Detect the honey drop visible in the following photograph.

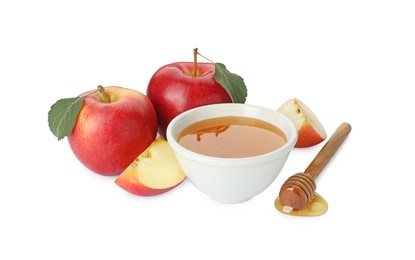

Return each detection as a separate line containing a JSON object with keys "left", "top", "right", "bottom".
{"left": 274, "top": 193, "right": 328, "bottom": 216}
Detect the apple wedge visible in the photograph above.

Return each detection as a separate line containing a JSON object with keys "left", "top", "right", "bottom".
{"left": 277, "top": 98, "right": 327, "bottom": 148}
{"left": 115, "top": 137, "right": 186, "bottom": 196}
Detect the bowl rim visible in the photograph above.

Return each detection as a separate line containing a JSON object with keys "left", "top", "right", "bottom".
{"left": 166, "top": 103, "right": 298, "bottom": 166}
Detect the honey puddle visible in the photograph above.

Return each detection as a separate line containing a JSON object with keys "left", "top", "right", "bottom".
{"left": 275, "top": 193, "right": 328, "bottom": 216}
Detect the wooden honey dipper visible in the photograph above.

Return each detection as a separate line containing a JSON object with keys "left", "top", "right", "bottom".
{"left": 278, "top": 122, "right": 352, "bottom": 211}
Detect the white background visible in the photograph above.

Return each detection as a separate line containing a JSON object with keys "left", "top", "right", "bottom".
{"left": 1, "top": 0, "right": 414, "bottom": 259}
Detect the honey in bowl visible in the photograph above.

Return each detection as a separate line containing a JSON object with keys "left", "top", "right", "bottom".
{"left": 177, "top": 116, "right": 287, "bottom": 158}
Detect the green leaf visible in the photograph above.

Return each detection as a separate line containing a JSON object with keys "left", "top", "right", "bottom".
{"left": 214, "top": 63, "right": 247, "bottom": 103}
{"left": 48, "top": 97, "right": 84, "bottom": 140}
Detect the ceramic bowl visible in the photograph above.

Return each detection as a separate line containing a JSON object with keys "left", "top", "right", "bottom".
{"left": 166, "top": 103, "right": 297, "bottom": 203}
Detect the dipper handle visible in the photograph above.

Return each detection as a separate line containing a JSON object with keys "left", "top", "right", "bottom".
{"left": 304, "top": 122, "right": 352, "bottom": 180}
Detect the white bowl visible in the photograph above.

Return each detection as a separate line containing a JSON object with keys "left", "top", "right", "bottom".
{"left": 166, "top": 103, "right": 297, "bottom": 203}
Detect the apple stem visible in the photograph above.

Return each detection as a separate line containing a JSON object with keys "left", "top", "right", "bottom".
{"left": 193, "top": 48, "right": 198, "bottom": 77}
{"left": 97, "top": 85, "right": 111, "bottom": 103}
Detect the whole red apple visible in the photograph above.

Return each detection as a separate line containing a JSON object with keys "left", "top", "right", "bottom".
{"left": 67, "top": 86, "right": 158, "bottom": 176}
{"left": 146, "top": 62, "right": 232, "bottom": 137}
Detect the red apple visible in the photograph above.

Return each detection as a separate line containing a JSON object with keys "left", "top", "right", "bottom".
{"left": 115, "top": 137, "right": 186, "bottom": 196}
{"left": 67, "top": 86, "right": 158, "bottom": 176}
{"left": 146, "top": 62, "right": 232, "bottom": 138}
{"left": 277, "top": 98, "right": 327, "bottom": 148}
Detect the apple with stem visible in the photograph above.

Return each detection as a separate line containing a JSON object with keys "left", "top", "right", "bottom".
{"left": 66, "top": 86, "right": 158, "bottom": 175}
{"left": 277, "top": 98, "right": 327, "bottom": 148}
{"left": 115, "top": 137, "right": 186, "bottom": 196}
{"left": 147, "top": 48, "right": 246, "bottom": 138}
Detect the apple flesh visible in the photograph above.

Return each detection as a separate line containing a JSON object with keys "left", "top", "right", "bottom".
{"left": 115, "top": 137, "right": 186, "bottom": 196}
{"left": 68, "top": 86, "right": 158, "bottom": 176}
{"left": 147, "top": 62, "right": 232, "bottom": 138}
{"left": 277, "top": 98, "right": 327, "bottom": 148}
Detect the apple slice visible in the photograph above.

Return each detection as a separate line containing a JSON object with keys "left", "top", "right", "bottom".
{"left": 115, "top": 137, "right": 186, "bottom": 196}
{"left": 277, "top": 98, "right": 327, "bottom": 148}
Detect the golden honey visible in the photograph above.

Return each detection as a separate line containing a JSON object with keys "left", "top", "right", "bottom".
{"left": 178, "top": 116, "right": 287, "bottom": 158}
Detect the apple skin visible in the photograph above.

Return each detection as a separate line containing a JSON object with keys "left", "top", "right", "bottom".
{"left": 146, "top": 62, "right": 232, "bottom": 138}
{"left": 114, "top": 162, "right": 184, "bottom": 196}
{"left": 67, "top": 86, "right": 158, "bottom": 176}
{"left": 296, "top": 124, "right": 326, "bottom": 148}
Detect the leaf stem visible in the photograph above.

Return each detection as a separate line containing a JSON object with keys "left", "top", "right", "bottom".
{"left": 193, "top": 48, "right": 198, "bottom": 77}
{"left": 196, "top": 51, "right": 215, "bottom": 63}
{"left": 97, "top": 85, "right": 110, "bottom": 103}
